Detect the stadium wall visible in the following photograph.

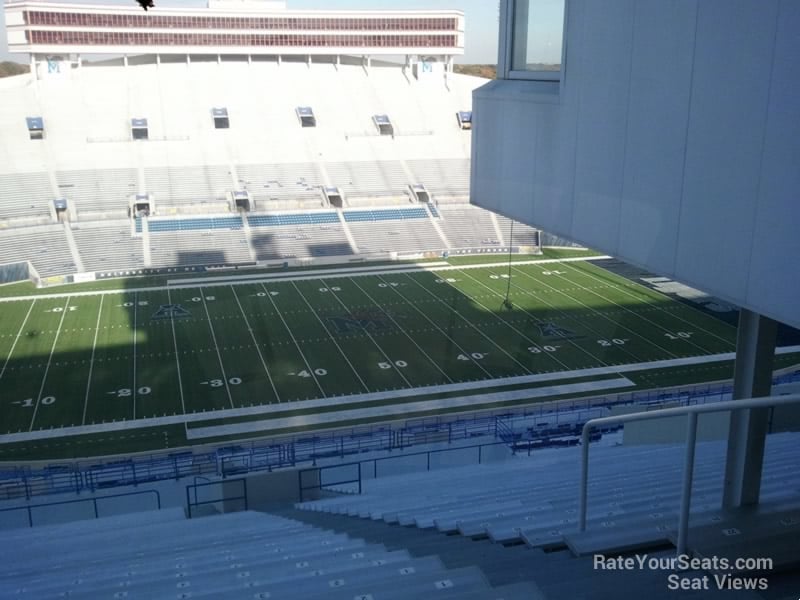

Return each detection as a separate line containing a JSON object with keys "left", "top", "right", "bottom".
{"left": 472, "top": 0, "right": 800, "bottom": 330}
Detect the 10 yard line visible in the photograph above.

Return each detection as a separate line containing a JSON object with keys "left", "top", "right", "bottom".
{"left": 82, "top": 294, "right": 105, "bottom": 425}
{"left": 0, "top": 299, "right": 36, "bottom": 381}
{"left": 29, "top": 297, "right": 70, "bottom": 431}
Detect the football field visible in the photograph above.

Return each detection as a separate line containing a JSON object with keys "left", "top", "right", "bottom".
{"left": 0, "top": 257, "right": 741, "bottom": 444}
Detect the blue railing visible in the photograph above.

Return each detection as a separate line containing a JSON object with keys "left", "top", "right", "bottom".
{"left": 1, "top": 370, "right": 797, "bottom": 502}
{"left": 298, "top": 440, "right": 510, "bottom": 502}
{"left": 185, "top": 478, "right": 247, "bottom": 519}
{"left": 0, "top": 489, "right": 160, "bottom": 528}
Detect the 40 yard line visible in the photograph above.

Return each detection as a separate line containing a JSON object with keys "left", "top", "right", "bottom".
{"left": 259, "top": 283, "right": 326, "bottom": 398}
{"left": 29, "top": 297, "right": 70, "bottom": 431}
{"left": 230, "top": 285, "right": 281, "bottom": 403}
{"left": 0, "top": 299, "right": 36, "bottom": 381}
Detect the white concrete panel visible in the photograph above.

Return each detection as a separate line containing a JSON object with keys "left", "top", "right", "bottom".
{"left": 571, "top": 0, "right": 635, "bottom": 251}
{"left": 675, "top": 0, "right": 779, "bottom": 300}
{"left": 746, "top": 0, "right": 800, "bottom": 322}
{"left": 617, "top": 0, "right": 697, "bottom": 274}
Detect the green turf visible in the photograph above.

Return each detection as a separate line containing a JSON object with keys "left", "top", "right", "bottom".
{"left": 1, "top": 256, "right": 786, "bottom": 460}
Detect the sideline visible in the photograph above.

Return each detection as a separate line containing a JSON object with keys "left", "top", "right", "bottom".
{"left": 0, "top": 256, "right": 611, "bottom": 303}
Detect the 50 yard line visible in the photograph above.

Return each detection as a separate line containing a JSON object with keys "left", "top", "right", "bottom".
{"left": 0, "top": 299, "right": 36, "bottom": 381}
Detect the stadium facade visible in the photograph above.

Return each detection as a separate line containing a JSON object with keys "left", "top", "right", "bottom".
{"left": 5, "top": 0, "right": 464, "bottom": 76}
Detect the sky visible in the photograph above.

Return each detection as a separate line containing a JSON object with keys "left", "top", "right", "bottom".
{"left": 0, "top": 0, "right": 500, "bottom": 63}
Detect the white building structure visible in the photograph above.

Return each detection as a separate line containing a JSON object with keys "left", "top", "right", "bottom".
{"left": 5, "top": 0, "right": 464, "bottom": 76}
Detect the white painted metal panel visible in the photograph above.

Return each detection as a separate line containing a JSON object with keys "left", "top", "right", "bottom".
{"left": 472, "top": 0, "right": 800, "bottom": 328}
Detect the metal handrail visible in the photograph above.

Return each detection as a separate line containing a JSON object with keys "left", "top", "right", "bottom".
{"left": 0, "top": 489, "right": 161, "bottom": 528}
{"left": 579, "top": 392, "right": 800, "bottom": 556}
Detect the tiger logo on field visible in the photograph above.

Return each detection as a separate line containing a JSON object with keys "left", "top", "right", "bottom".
{"left": 327, "top": 309, "right": 397, "bottom": 334}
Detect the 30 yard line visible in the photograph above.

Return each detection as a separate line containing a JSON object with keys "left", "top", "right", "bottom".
{"left": 459, "top": 267, "right": 622, "bottom": 367}
{"left": 513, "top": 266, "right": 685, "bottom": 357}
{"left": 454, "top": 268, "right": 586, "bottom": 370}
{"left": 82, "top": 294, "right": 105, "bottom": 425}
{"left": 290, "top": 281, "right": 370, "bottom": 393}
{"left": 511, "top": 266, "right": 681, "bottom": 359}
{"left": 29, "top": 298, "right": 70, "bottom": 431}
{"left": 349, "top": 277, "right": 453, "bottom": 384}
{"left": 259, "top": 283, "right": 326, "bottom": 398}
{"left": 0, "top": 299, "right": 36, "bottom": 381}
{"left": 230, "top": 285, "right": 281, "bottom": 403}
{"left": 166, "top": 288, "right": 188, "bottom": 432}
{"left": 199, "top": 287, "right": 235, "bottom": 410}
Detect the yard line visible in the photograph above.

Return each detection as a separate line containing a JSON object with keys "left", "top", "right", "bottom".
{"left": 349, "top": 277, "right": 453, "bottom": 384}
{"left": 230, "top": 285, "right": 282, "bottom": 403}
{"left": 453, "top": 268, "right": 590, "bottom": 370}
{"left": 511, "top": 266, "right": 681, "bottom": 358}
{"left": 320, "top": 278, "right": 413, "bottom": 388}
{"left": 559, "top": 261, "right": 737, "bottom": 348}
{"left": 132, "top": 291, "right": 138, "bottom": 420}
{"left": 29, "top": 298, "right": 70, "bottom": 431}
{"left": 400, "top": 273, "right": 534, "bottom": 375}
{"left": 165, "top": 288, "right": 188, "bottom": 433}
{"left": 199, "top": 287, "right": 235, "bottom": 410}
{"left": 259, "top": 283, "right": 327, "bottom": 397}
{"left": 0, "top": 299, "right": 36, "bottom": 381}
{"left": 82, "top": 294, "right": 105, "bottom": 425}
{"left": 375, "top": 275, "right": 493, "bottom": 378}
{"left": 289, "top": 281, "right": 370, "bottom": 393}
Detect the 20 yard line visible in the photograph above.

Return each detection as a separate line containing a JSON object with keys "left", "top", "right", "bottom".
{"left": 559, "top": 261, "right": 736, "bottom": 349}
{"left": 199, "top": 287, "right": 235, "bottom": 410}
{"left": 166, "top": 288, "right": 188, "bottom": 433}
{"left": 29, "top": 298, "right": 70, "bottom": 432}
{"left": 231, "top": 285, "right": 282, "bottom": 403}
{"left": 81, "top": 294, "right": 105, "bottom": 425}
{"left": 0, "top": 299, "right": 36, "bottom": 381}
{"left": 259, "top": 283, "right": 327, "bottom": 397}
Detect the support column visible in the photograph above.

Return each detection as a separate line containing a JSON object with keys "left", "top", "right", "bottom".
{"left": 722, "top": 309, "right": 777, "bottom": 508}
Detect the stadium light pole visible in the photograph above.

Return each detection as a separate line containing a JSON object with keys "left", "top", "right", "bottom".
{"left": 503, "top": 220, "right": 514, "bottom": 309}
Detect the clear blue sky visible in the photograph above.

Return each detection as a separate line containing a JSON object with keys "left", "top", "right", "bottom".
{"left": 0, "top": 0, "right": 500, "bottom": 63}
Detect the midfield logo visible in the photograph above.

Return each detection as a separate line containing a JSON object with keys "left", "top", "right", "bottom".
{"left": 327, "top": 310, "right": 396, "bottom": 334}
{"left": 536, "top": 321, "right": 579, "bottom": 340}
{"left": 151, "top": 304, "right": 192, "bottom": 320}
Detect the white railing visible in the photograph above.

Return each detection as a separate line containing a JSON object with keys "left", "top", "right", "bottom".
{"left": 579, "top": 392, "right": 800, "bottom": 555}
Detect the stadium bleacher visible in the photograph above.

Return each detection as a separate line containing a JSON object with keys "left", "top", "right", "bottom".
{"left": 0, "top": 509, "right": 542, "bottom": 600}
